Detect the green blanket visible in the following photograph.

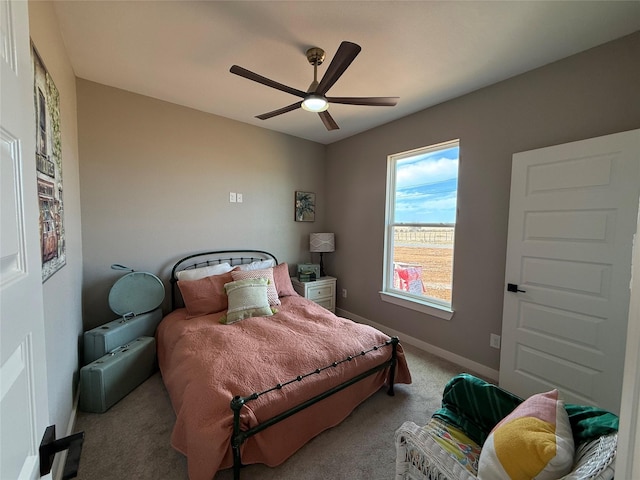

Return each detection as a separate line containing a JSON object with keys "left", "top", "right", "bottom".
{"left": 432, "top": 373, "right": 618, "bottom": 446}
{"left": 565, "top": 403, "right": 619, "bottom": 444}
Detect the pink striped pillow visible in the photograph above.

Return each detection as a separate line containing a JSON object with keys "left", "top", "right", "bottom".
{"left": 231, "top": 268, "right": 281, "bottom": 306}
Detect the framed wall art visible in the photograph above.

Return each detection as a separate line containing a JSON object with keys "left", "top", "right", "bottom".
{"left": 33, "top": 45, "right": 66, "bottom": 282}
{"left": 295, "top": 191, "right": 315, "bottom": 222}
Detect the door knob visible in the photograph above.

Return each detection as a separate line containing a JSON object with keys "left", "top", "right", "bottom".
{"left": 40, "top": 425, "right": 84, "bottom": 479}
{"left": 507, "top": 283, "right": 526, "bottom": 293}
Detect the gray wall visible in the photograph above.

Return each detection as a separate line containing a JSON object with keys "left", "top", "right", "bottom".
{"left": 29, "top": 0, "right": 84, "bottom": 466}
{"left": 325, "top": 32, "right": 640, "bottom": 371}
{"left": 77, "top": 81, "right": 327, "bottom": 328}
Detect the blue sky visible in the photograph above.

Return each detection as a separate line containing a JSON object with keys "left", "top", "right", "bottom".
{"left": 395, "top": 145, "right": 459, "bottom": 224}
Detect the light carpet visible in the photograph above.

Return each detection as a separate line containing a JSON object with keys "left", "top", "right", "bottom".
{"left": 73, "top": 343, "right": 475, "bottom": 480}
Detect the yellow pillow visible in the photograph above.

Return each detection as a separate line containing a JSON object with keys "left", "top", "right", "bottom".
{"left": 477, "top": 389, "right": 574, "bottom": 480}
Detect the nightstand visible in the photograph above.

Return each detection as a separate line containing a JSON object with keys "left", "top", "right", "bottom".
{"left": 291, "top": 276, "right": 336, "bottom": 313}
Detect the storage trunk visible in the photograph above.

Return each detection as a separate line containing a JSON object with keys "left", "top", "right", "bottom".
{"left": 79, "top": 337, "right": 156, "bottom": 413}
{"left": 83, "top": 308, "right": 162, "bottom": 365}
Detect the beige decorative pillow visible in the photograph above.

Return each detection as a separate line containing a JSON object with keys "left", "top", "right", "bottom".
{"left": 231, "top": 268, "right": 281, "bottom": 306}
{"left": 221, "top": 277, "right": 274, "bottom": 324}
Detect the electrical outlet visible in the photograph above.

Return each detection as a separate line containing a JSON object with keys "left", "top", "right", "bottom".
{"left": 229, "top": 192, "right": 236, "bottom": 203}
{"left": 490, "top": 334, "right": 501, "bottom": 349}
{"left": 342, "top": 289, "right": 347, "bottom": 298}
{"left": 236, "top": 193, "right": 243, "bottom": 203}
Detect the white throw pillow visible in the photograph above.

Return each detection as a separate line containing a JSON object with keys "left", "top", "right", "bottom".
{"left": 176, "top": 262, "right": 234, "bottom": 281}
{"left": 236, "top": 259, "right": 276, "bottom": 271}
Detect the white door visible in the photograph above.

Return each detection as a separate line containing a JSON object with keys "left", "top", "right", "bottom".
{"left": 1, "top": 1, "right": 51, "bottom": 479}
{"left": 500, "top": 129, "right": 640, "bottom": 414}
{"left": 616, "top": 202, "right": 640, "bottom": 480}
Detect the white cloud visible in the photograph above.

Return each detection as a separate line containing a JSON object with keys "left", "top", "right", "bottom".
{"left": 398, "top": 193, "right": 457, "bottom": 213}
{"left": 397, "top": 156, "right": 458, "bottom": 189}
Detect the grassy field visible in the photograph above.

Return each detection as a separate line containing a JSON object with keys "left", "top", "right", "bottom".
{"left": 394, "top": 246, "right": 453, "bottom": 302}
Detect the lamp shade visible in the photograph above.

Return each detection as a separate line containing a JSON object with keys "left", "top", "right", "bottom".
{"left": 310, "top": 233, "right": 335, "bottom": 253}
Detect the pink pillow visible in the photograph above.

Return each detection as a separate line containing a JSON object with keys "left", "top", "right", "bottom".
{"left": 178, "top": 270, "right": 235, "bottom": 319}
{"left": 231, "top": 268, "right": 281, "bottom": 306}
{"left": 272, "top": 263, "right": 299, "bottom": 298}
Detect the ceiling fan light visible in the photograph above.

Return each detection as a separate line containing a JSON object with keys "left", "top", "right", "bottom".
{"left": 301, "top": 95, "right": 328, "bottom": 112}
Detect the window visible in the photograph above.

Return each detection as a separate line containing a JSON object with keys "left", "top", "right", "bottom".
{"left": 381, "top": 140, "right": 459, "bottom": 319}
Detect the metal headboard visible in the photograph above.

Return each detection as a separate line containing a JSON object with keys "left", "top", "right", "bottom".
{"left": 170, "top": 250, "right": 278, "bottom": 310}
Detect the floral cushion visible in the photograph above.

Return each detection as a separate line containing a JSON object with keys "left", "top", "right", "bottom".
{"left": 422, "top": 418, "right": 482, "bottom": 475}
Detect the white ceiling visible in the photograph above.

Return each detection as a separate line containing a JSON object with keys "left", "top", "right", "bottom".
{"left": 52, "top": 1, "right": 640, "bottom": 145}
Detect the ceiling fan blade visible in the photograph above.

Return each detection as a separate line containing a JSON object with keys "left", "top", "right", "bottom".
{"left": 327, "top": 96, "right": 399, "bottom": 106}
{"left": 318, "top": 111, "right": 339, "bottom": 131}
{"left": 256, "top": 101, "right": 303, "bottom": 120}
{"left": 315, "top": 41, "right": 361, "bottom": 95}
{"left": 230, "top": 65, "right": 307, "bottom": 98}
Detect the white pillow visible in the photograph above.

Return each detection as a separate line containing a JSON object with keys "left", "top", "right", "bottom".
{"left": 236, "top": 259, "right": 276, "bottom": 271}
{"left": 176, "top": 262, "right": 234, "bottom": 281}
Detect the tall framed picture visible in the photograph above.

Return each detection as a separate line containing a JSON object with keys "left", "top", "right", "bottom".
{"left": 295, "top": 191, "right": 315, "bottom": 222}
{"left": 33, "top": 45, "right": 66, "bottom": 282}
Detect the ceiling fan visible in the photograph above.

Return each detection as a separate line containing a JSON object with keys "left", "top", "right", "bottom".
{"left": 230, "top": 41, "right": 399, "bottom": 131}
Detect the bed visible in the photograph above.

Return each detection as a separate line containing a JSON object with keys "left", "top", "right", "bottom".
{"left": 156, "top": 250, "right": 412, "bottom": 480}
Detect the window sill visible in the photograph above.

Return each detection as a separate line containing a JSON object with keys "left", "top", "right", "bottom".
{"left": 379, "top": 291, "right": 454, "bottom": 320}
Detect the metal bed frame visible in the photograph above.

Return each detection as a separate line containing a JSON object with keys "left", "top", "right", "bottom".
{"left": 170, "top": 249, "right": 279, "bottom": 310}
{"left": 169, "top": 250, "right": 401, "bottom": 480}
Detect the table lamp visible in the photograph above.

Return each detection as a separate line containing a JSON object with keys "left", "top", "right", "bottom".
{"left": 310, "top": 233, "right": 335, "bottom": 277}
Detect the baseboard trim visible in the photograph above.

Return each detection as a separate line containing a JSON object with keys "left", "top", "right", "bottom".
{"left": 336, "top": 307, "right": 499, "bottom": 382}
{"left": 53, "top": 389, "right": 80, "bottom": 480}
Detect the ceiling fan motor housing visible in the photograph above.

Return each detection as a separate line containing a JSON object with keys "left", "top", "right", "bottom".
{"left": 305, "top": 47, "right": 325, "bottom": 66}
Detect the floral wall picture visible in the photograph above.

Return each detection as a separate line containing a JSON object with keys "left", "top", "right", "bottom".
{"left": 295, "top": 191, "right": 315, "bottom": 222}
{"left": 33, "top": 45, "right": 66, "bottom": 282}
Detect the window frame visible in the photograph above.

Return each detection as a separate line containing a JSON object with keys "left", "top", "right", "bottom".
{"left": 380, "top": 140, "right": 459, "bottom": 320}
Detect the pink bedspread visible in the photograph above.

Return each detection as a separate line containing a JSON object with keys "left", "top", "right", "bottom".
{"left": 157, "top": 295, "right": 411, "bottom": 480}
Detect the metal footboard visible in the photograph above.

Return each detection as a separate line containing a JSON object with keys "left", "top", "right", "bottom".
{"left": 230, "top": 336, "right": 400, "bottom": 480}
